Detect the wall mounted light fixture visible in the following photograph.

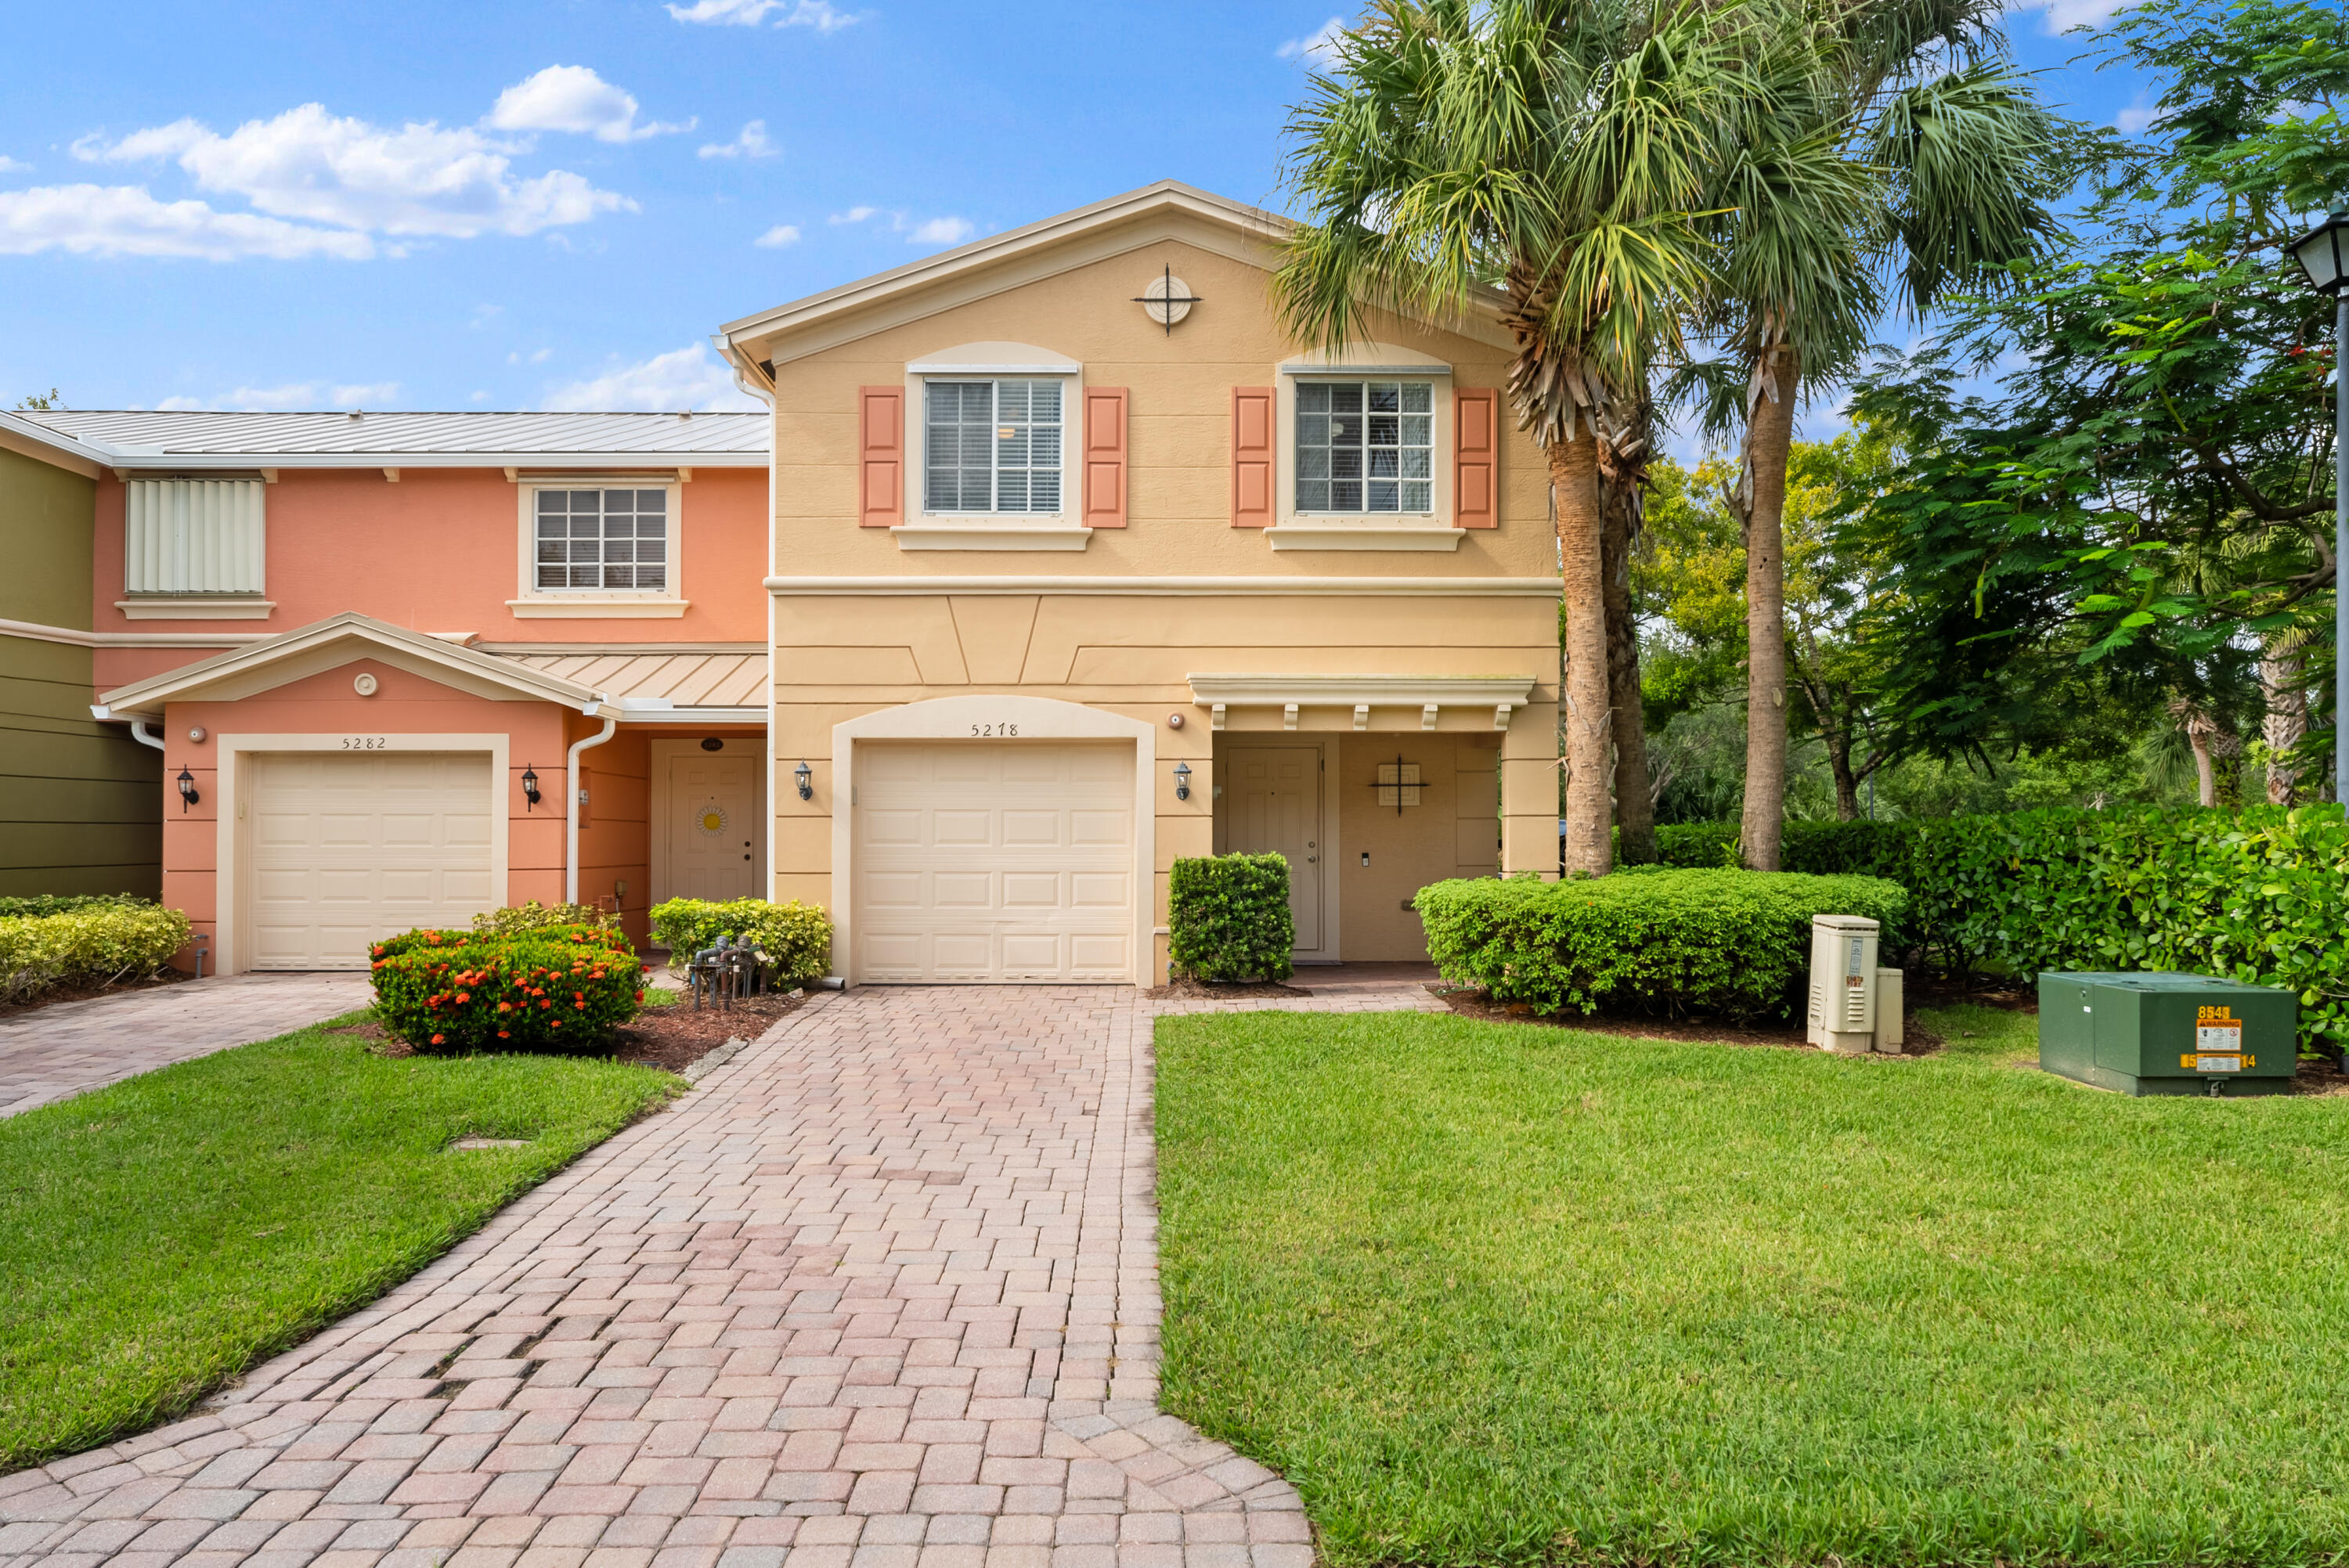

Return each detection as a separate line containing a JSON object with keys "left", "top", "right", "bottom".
{"left": 795, "top": 760, "right": 814, "bottom": 801}
{"left": 176, "top": 766, "right": 199, "bottom": 812}
{"left": 521, "top": 764, "right": 542, "bottom": 811}
{"left": 1173, "top": 760, "right": 1193, "bottom": 801}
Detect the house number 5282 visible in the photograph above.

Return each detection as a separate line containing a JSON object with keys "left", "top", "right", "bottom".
{"left": 970, "top": 723, "right": 1019, "bottom": 737}
{"left": 341, "top": 736, "right": 390, "bottom": 749}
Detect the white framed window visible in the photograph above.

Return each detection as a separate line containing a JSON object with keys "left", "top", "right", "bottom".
{"left": 1295, "top": 380, "right": 1435, "bottom": 514}
{"left": 532, "top": 487, "right": 669, "bottom": 592}
{"left": 923, "top": 380, "right": 1064, "bottom": 515}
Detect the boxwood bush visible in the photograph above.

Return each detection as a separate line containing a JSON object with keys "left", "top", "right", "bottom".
{"left": 647, "top": 897, "right": 832, "bottom": 987}
{"left": 470, "top": 900, "right": 619, "bottom": 938}
{"left": 1416, "top": 867, "right": 1907, "bottom": 1020}
{"left": 370, "top": 928, "right": 645, "bottom": 1052}
{"left": 1169, "top": 853, "right": 1296, "bottom": 982}
{"left": 1653, "top": 805, "right": 2349, "bottom": 1052}
{"left": 0, "top": 903, "right": 191, "bottom": 1003}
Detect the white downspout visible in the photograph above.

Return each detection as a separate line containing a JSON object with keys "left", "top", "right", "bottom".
{"left": 565, "top": 710, "right": 619, "bottom": 906}
{"left": 723, "top": 336, "right": 779, "bottom": 902}
{"left": 128, "top": 721, "right": 166, "bottom": 752}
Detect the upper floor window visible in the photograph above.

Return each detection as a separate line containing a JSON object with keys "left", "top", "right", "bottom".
{"left": 1295, "top": 380, "right": 1434, "bottom": 514}
{"left": 124, "top": 478, "right": 266, "bottom": 596}
{"left": 534, "top": 488, "right": 668, "bottom": 592}
{"left": 924, "top": 380, "right": 1063, "bottom": 514}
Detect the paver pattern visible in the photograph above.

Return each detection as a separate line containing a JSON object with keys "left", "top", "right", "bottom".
{"left": 0, "top": 972, "right": 373, "bottom": 1118}
{"left": 1, "top": 977, "right": 1442, "bottom": 1567}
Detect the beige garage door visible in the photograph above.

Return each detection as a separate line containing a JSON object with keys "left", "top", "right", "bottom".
{"left": 854, "top": 741, "right": 1135, "bottom": 983}
{"left": 247, "top": 751, "right": 495, "bottom": 970}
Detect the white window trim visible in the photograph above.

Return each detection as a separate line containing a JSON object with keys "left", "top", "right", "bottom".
{"left": 1268, "top": 347, "right": 1463, "bottom": 553}
{"left": 896, "top": 343, "right": 1089, "bottom": 552}
{"left": 510, "top": 478, "right": 689, "bottom": 618}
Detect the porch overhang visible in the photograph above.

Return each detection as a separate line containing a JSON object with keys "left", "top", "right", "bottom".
{"left": 1187, "top": 672, "right": 1538, "bottom": 733}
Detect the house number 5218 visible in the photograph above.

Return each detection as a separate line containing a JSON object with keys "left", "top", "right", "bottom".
{"left": 969, "top": 723, "right": 1019, "bottom": 737}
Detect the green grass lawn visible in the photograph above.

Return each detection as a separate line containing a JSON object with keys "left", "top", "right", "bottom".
{"left": 0, "top": 1015, "right": 678, "bottom": 1471}
{"left": 1156, "top": 1005, "right": 2349, "bottom": 1567}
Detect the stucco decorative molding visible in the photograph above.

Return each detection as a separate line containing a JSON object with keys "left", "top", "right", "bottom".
{"left": 889, "top": 524, "right": 1092, "bottom": 553}
{"left": 1265, "top": 526, "right": 1465, "bottom": 553}
{"left": 765, "top": 575, "right": 1561, "bottom": 597}
{"left": 114, "top": 597, "right": 277, "bottom": 621}
{"left": 1189, "top": 672, "right": 1538, "bottom": 733}
{"left": 0, "top": 615, "right": 260, "bottom": 651}
{"left": 505, "top": 598, "right": 691, "bottom": 618}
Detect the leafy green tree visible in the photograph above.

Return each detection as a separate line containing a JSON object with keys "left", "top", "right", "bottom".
{"left": 13, "top": 390, "right": 63, "bottom": 410}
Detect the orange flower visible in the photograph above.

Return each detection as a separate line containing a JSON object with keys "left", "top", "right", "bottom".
{"left": 431, "top": 1034, "right": 446, "bottom": 1044}
{"left": 497, "top": 1029, "right": 511, "bottom": 1039}
{"left": 454, "top": 993, "right": 471, "bottom": 1004}
{"left": 497, "top": 1001, "right": 513, "bottom": 1013}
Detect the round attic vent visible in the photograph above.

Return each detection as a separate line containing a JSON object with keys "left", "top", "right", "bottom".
{"left": 1135, "top": 266, "right": 1202, "bottom": 331}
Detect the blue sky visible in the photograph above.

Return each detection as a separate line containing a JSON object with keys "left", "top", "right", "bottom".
{"left": 0, "top": 0, "right": 2150, "bottom": 420}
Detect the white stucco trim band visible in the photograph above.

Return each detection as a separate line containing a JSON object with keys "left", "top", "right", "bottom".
{"left": 1189, "top": 672, "right": 1538, "bottom": 731}
{"left": 766, "top": 575, "right": 1560, "bottom": 597}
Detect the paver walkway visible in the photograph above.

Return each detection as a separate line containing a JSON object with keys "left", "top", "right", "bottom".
{"left": 0, "top": 979, "right": 1442, "bottom": 1568}
{"left": 0, "top": 972, "right": 374, "bottom": 1118}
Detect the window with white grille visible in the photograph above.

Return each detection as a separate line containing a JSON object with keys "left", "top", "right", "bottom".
{"left": 1295, "top": 380, "right": 1434, "bottom": 514}
{"left": 533, "top": 488, "right": 669, "bottom": 591}
{"left": 924, "top": 380, "right": 1063, "bottom": 514}
{"left": 124, "top": 478, "right": 267, "bottom": 595}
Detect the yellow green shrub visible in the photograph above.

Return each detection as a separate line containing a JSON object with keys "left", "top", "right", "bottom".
{"left": 0, "top": 906, "right": 193, "bottom": 1003}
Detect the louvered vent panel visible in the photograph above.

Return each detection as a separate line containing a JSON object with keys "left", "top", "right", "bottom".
{"left": 124, "top": 479, "right": 267, "bottom": 595}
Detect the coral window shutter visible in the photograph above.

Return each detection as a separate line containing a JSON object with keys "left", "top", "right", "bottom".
{"left": 857, "top": 385, "right": 903, "bottom": 527}
{"left": 1230, "top": 387, "right": 1276, "bottom": 527}
{"left": 1081, "top": 387, "right": 1128, "bottom": 528}
{"left": 1455, "top": 388, "right": 1499, "bottom": 528}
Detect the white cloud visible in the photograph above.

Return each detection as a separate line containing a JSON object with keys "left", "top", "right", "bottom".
{"left": 1276, "top": 17, "right": 1345, "bottom": 65}
{"left": 2115, "top": 95, "right": 2158, "bottom": 133}
{"left": 144, "top": 380, "right": 402, "bottom": 410}
{"left": 905, "top": 215, "right": 972, "bottom": 246}
{"left": 666, "top": 0, "right": 859, "bottom": 31}
{"left": 154, "top": 395, "right": 206, "bottom": 410}
{"left": 78, "top": 103, "right": 632, "bottom": 240}
{"left": 543, "top": 344, "right": 765, "bottom": 412}
{"left": 488, "top": 65, "right": 688, "bottom": 143}
{"left": 2022, "top": 0, "right": 2131, "bottom": 31}
{"left": 331, "top": 381, "right": 399, "bottom": 406}
{"left": 0, "top": 155, "right": 29, "bottom": 174}
{"left": 754, "top": 223, "right": 801, "bottom": 247}
{"left": 699, "top": 120, "right": 779, "bottom": 160}
{"left": 0, "top": 182, "right": 374, "bottom": 259}
{"left": 507, "top": 347, "right": 554, "bottom": 364}
{"left": 828, "top": 204, "right": 877, "bottom": 224}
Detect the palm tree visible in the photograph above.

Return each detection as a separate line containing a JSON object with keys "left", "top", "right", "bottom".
{"left": 1275, "top": 0, "right": 1757, "bottom": 876}
{"left": 1702, "top": 0, "right": 2054, "bottom": 869}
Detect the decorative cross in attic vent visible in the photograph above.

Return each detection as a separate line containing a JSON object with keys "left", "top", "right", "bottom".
{"left": 1132, "top": 265, "right": 1204, "bottom": 336}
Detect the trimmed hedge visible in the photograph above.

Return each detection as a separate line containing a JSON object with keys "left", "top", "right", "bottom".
{"left": 471, "top": 900, "right": 619, "bottom": 938}
{"left": 1416, "top": 868, "right": 1907, "bottom": 1020}
{"left": 1169, "top": 854, "right": 1296, "bottom": 982}
{"left": 0, "top": 894, "right": 155, "bottom": 919}
{"left": 0, "top": 904, "right": 192, "bottom": 1003}
{"left": 1654, "top": 806, "right": 2349, "bottom": 1053}
{"left": 647, "top": 897, "right": 832, "bottom": 987}
{"left": 370, "top": 929, "right": 645, "bottom": 1052}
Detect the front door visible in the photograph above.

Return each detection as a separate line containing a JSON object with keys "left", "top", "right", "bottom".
{"left": 668, "top": 753, "right": 759, "bottom": 903}
{"left": 1223, "top": 745, "right": 1322, "bottom": 950}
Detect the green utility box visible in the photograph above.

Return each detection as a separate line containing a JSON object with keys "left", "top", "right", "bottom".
{"left": 2037, "top": 971, "right": 2297, "bottom": 1096}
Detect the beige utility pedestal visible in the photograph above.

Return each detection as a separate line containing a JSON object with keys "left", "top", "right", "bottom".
{"left": 1806, "top": 914, "right": 1903, "bottom": 1055}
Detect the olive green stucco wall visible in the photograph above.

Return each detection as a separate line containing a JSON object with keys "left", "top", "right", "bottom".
{"left": 0, "top": 445, "right": 161, "bottom": 898}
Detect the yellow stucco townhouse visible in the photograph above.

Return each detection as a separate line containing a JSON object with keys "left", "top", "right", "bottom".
{"left": 713, "top": 181, "right": 1563, "bottom": 986}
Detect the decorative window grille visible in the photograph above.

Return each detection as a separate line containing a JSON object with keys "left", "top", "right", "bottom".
{"left": 123, "top": 478, "right": 266, "bottom": 595}
{"left": 924, "top": 380, "right": 1064, "bottom": 514}
{"left": 1296, "top": 380, "right": 1434, "bottom": 514}
{"left": 534, "top": 488, "right": 669, "bottom": 591}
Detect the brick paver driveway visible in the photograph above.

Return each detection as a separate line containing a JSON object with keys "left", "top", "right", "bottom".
{"left": 1, "top": 980, "right": 1441, "bottom": 1567}
{"left": 0, "top": 972, "right": 373, "bottom": 1119}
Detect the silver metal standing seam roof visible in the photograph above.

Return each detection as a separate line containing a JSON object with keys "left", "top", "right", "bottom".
{"left": 12, "top": 409, "right": 767, "bottom": 461}
{"left": 497, "top": 649, "right": 768, "bottom": 708}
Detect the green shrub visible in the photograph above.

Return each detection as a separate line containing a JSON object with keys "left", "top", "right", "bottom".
{"left": 370, "top": 932, "right": 644, "bottom": 1052}
{"left": 470, "top": 900, "right": 618, "bottom": 938}
{"left": 0, "top": 905, "right": 192, "bottom": 1003}
{"left": 1169, "top": 854, "right": 1296, "bottom": 982}
{"left": 373, "top": 924, "right": 629, "bottom": 962}
{"left": 1416, "top": 868, "right": 1907, "bottom": 1020}
{"left": 0, "top": 894, "right": 155, "bottom": 919}
{"left": 646, "top": 897, "right": 832, "bottom": 986}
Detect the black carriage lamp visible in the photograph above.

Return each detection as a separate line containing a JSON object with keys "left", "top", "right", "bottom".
{"left": 2288, "top": 211, "right": 2349, "bottom": 294}
{"left": 1173, "top": 760, "right": 1193, "bottom": 801}
{"left": 795, "top": 760, "right": 814, "bottom": 801}
{"left": 2286, "top": 210, "right": 2349, "bottom": 811}
{"left": 521, "top": 764, "right": 542, "bottom": 811}
{"left": 175, "top": 766, "right": 199, "bottom": 812}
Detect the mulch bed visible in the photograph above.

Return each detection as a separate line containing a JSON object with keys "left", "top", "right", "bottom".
{"left": 1146, "top": 978, "right": 1313, "bottom": 1001}
{"left": 0, "top": 968, "right": 193, "bottom": 1023}
{"left": 331, "top": 988, "right": 805, "bottom": 1074}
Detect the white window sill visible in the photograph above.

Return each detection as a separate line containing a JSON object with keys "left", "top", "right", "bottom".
{"left": 1265, "top": 525, "right": 1464, "bottom": 553}
{"left": 891, "top": 524, "right": 1092, "bottom": 552}
{"left": 507, "top": 597, "right": 691, "bottom": 618}
{"left": 115, "top": 597, "right": 275, "bottom": 620}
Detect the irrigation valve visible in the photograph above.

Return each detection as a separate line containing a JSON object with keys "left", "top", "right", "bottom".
{"left": 1806, "top": 914, "right": 1903, "bottom": 1056}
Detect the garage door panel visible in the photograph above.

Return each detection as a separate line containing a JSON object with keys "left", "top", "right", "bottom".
{"left": 247, "top": 751, "right": 493, "bottom": 971}
{"left": 854, "top": 739, "right": 1135, "bottom": 983}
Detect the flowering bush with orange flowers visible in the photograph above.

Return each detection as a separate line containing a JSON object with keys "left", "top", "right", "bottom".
{"left": 370, "top": 927, "right": 645, "bottom": 1053}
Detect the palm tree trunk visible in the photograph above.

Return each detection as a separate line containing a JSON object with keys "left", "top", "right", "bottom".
{"left": 1600, "top": 438, "right": 1656, "bottom": 865}
{"left": 1551, "top": 433, "right": 1613, "bottom": 878}
{"left": 2262, "top": 644, "right": 2308, "bottom": 805}
{"left": 1739, "top": 346, "right": 1798, "bottom": 871}
{"left": 2185, "top": 710, "right": 2217, "bottom": 808}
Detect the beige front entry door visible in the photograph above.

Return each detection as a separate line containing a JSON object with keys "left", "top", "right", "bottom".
{"left": 853, "top": 740, "right": 1136, "bottom": 982}
{"left": 247, "top": 751, "right": 493, "bottom": 970}
{"left": 668, "top": 752, "right": 760, "bottom": 903}
{"left": 1223, "top": 745, "right": 1322, "bottom": 950}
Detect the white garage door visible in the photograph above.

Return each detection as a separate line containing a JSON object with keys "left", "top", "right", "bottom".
{"left": 854, "top": 741, "right": 1135, "bottom": 983}
{"left": 247, "top": 751, "right": 495, "bottom": 970}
